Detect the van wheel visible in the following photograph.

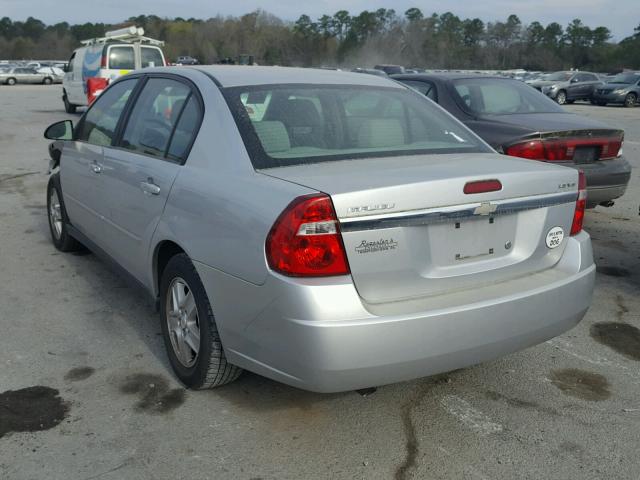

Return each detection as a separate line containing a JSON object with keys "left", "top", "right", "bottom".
{"left": 6, "top": 77, "right": 16, "bottom": 86}
{"left": 43, "top": 77, "right": 53, "bottom": 85}
{"left": 47, "top": 174, "right": 82, "bottom": 252}
{"left": 624, "top": 93, "right": 637, "bottom": 108}
{"left": 160, "top": 253, "right": 242, "bottom": 389}
{"left": 63, "top": 93, "right": 77, "bottom": 114}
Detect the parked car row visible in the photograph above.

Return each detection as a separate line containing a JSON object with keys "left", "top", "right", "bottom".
{"left": 44, "top": 65, "right": 597, "bottom": 393}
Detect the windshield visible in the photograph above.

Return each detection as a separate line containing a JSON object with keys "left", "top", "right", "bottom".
{"left": 451, "top": 78, "right": 564, "bottom": 115}
{"left": 223, "top": 84, "right": 490, "bottom": 169}
{"left": 546, "top": 72, "right": 572, "bottom": 81}
{"left": 609, "top": 74, "right": 640, "bottom": 84}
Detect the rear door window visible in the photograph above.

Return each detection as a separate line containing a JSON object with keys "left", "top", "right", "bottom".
{"left": 119, "top": 77, "right": 192, "bottom": 159}
{"left": 77, "top": 78, "right": 138, "bottom": 146}
{"left": 141, "top": 47, "right": 164, "bottom": 68}
{"left": 108, "top": 46, "right": 135, "bottom": 70}
{"left": 166, "top": 95, "right": 202, "bottom": 162}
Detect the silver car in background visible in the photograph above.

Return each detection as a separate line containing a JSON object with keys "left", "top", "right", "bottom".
{"left": 44, "top": 67, "right": 595, "bottom": 393}
{"left": 0, "top": 67, "right": 50, "bottom": 85}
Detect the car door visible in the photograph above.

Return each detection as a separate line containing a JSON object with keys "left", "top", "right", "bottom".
{"left": 99, "top": 76, "right": 202, "bottom": 283}
{"left": 583, "top": 73, "right": 601, "bottom": 98}
{"left": 566, "top": 74, "right": 582, "bottom": 99}
{"left": 60, "top": 78, "right": 139, "bottom": 247}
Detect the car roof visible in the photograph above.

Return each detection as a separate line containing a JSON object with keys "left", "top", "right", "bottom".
{"left": 393, "top": 72, "right": 508, "bottom": 81}
{"left": 186, "top": 65, "right": 403, "bottom": 88}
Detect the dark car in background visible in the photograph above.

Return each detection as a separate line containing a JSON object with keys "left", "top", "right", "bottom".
{"left": 374, "top": 64, "right": 405, "bottom": 75}
{"left": 593, "top": 72, "right": 640, "bottom": 107}
{"left": 176, "top": 55, "right": 199, "bottom": 65}
{"left": 393, "top": 73, "right": 631, "bottom": 207}
{"left": 351, "top": 67, "right": 388, "bottom": 77}
{"left": 529, "top": 71, "right": 603, "bottom": 105}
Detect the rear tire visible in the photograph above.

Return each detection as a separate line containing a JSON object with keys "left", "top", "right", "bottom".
{"left": 43, "top": 77, "right": 53, "bottom": 85}
{"left": 555, "top": 90, "right": 567, "bottom": 105}
{"left": 160, "top": 253, "right": 242, "bottom": 389}
{"left": 624, "top": 93, "right": 637, "bottom": 108}
{"left": 63, "top": 93, "right": 77, "bottom": 114}
{"left": 47, "top": 174, "right": 82, "bottom": 252}
{"left": 6, "top": 77, "right": 16, "bottom": 86}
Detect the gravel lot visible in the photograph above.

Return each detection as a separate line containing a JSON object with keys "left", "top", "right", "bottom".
{"left": 0, "top": 85, "right": 638, "bottom": 480}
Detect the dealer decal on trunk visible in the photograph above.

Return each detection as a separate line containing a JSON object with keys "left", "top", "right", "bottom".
{"left": 546, "top": 227, "right": 564, "bottom": 249}
{"left": 355, "top": 239, "right": 398, "bottom": 254}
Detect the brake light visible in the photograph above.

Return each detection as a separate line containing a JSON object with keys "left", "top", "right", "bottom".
{"left": 266, "top": 194, "right": 350, "bottom": 277}
{"left": 100, "top": 54, "right": 107, "bottom": 68}
{"left": 505, "top": 134, "right": 624, "bottom": 161}
{"left": 464, "top": 179, "right": 502, "bottom": 194}
{"left": 570, "top": 171, "right": 587, "bottom": 236}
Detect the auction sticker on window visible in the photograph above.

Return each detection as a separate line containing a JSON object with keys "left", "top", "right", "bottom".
{"left": 545, "top": 226, "right": 564, "bottom": 249}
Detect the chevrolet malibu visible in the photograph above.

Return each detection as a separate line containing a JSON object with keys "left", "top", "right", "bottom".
{"left": 44, "top": 67, "right": 595, "bottom": 393}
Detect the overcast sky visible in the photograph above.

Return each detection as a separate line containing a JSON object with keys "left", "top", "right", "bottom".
{"left": 1, "top": 0, "right": 637, "bottom": 40}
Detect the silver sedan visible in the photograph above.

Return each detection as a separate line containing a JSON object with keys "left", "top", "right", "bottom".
{"left": 43, "top": 66, "right": 595, "bottom": 392}
{"left": 0, "top": 67, "right": 48, "bottom": 85}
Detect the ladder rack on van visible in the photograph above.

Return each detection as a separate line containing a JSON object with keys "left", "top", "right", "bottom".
{"left": 80, "top": 26, "right": 165, "bottom": 47}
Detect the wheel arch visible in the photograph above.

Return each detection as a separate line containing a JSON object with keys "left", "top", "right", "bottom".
{"left": 153, "top": 240, "right": 187, "bottom": 297}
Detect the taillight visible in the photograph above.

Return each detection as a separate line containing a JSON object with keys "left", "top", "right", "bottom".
{"left": 570, "top": 171, "right": 587, "bottom": 236}
{"left": 100, "top": 55, "right": 107, "bottom": 68}
{"left": 505, "top": 133, "right": 624, "bottom": 161}
{"left": 504, "top": 140, "right": 545, "bottom": 160}
{"left": 266, "top": 194, "right": 350, "bottom": 277}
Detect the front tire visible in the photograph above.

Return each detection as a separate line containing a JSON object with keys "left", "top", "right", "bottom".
{"left": 47, "top": 174, "right": 82, "bottom": 252}
{"left": 556, "top": 90, "right": 567, "bottom": 105}
{"left": 624, "top": 93, "right": 637, "bottom": 108}
{"left": 6, "top": 77, "right": 16, "bottom": 86}
{"left": 160, "top": 253, "right": 242, "bottom": 389}
{"left": 63, "top": 92, "right": 77, "bottom": 114}
{"left": 43, "top": 77, "right": 53, "bottom": 85}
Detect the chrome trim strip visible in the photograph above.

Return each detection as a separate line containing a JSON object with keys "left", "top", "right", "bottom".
{"left": 339, "top": 191, "right": 577, "bottom": 232}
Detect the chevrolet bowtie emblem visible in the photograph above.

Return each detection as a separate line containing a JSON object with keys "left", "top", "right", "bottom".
{"left": 474, "top": 202, "right": 498, "bottom": 216}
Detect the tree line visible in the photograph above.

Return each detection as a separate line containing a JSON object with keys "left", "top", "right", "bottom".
{"left": 1, "top": 10, "right": 639, "bottom": 71}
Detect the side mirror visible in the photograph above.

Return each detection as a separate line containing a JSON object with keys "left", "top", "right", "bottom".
{"left": 44, "top": 120, "right": 73, "bottom": 140}
{"left": 571, "top": 77, "right": 580, "bottom": 83}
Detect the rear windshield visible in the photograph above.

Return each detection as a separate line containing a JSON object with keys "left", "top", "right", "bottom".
{"left": 223, "top": 84, "right": 490, "bottom": 169}
{"left": 546, "top": 72, "right": 572, "bottom": 81}
{"left": 108, "top": 46, "right": 135, "bottom": 70}
{"left": 141, "top": 47, "right": 164, "bottom": 68}
{"left": 451, "top": 78, "right": 564, "bottom": 115}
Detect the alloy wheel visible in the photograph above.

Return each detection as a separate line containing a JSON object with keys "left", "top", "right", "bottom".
{"left": 166, "top": 277, "right": 201, "bottom": 368}
{"left": 48, "top": 188, "right": 63, "bottom": 240}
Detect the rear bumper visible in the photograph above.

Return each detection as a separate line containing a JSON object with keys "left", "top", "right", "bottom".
{"left": 196, "top": 232, "right": 595, "bottom": 393}
{"left": 548, "top": 156, "right": 631, "bottom": 207}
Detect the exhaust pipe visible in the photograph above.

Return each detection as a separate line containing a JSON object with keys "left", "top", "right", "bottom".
{"left": 599, "top": 201, "right": 615, "bottom": 208}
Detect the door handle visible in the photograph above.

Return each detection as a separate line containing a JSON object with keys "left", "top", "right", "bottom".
{"left": 91, "top": 162, "right": 103, "bottom": 174}
{"left": 140, "top": 179, "right": 161, "bottom": 196}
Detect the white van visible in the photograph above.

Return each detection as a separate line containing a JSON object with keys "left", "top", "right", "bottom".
{"left": 62, "top": 26, "right": 165, "bottom": 113}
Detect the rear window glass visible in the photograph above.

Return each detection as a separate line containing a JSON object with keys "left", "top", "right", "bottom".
{"left": 141, "top": 47, "right": 164, "bottom": 68}
{"left": 451, "top": 78, "right": 564, "bottom": 115}
{"left": 223, "top": 84, "right": 490, "bottom": 169}
{"left": 108, "top": 46, "right": 135, "bottom": 70}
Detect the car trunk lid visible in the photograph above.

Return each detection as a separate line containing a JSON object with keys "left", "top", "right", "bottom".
{"left": 261, "top": 153, "right": 579, "bottom": 304}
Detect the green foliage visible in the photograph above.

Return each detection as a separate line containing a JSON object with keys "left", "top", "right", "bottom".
{"left": 0, "top": 12, "right": 636, "bottom": 71}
